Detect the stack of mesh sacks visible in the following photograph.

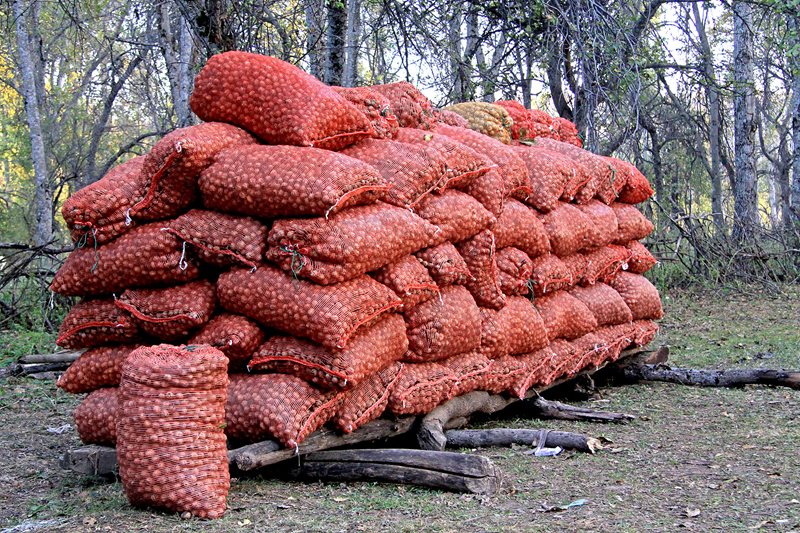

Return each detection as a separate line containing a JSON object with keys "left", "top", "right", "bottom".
{"left": 53, "top": 51, "right": 662, "bottom": 516}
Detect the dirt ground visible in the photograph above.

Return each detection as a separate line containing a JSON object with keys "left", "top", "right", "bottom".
{"left": 0, "top": 287, "right": 798, "bottom": 532}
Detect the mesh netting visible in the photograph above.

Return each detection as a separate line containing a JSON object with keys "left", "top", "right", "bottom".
{"left": 443, "top": 102, "right": 514, "bottom": 144}
{"left": 414, "top": 243, "right": 471, "bottom": 286}
{"left": 403, "top": 285, "right": 481, "bottom": 362}
{"left": 555, "top": 117, "right": 582, "bottom": 147}
{"left": 510, "top": 146, "right": 571, "bottom": 212}
{"left": 544, "top": 339, "right": 580, "bottom": 383}
{"left": 249, "top": 314, "right": 408, "bottom": 389}
{"left": 617, "top": 164, "right": 655, "bottom": 204}
{"left": 57, "top": 344, "right": 140, "bottom": 393}
{"left": 225, "top": 373, "right": 342, "bottom": 448}
{"left": 495, "top": 247, "right": 533, "bottom": 297}
{"left": 511, "top": 346, "right": 558, "bottom": 396}
{"left": 266, "top": 203, "right": 442, "bottom": 285}
{"left": 569, "top": 282, "right": 634, "bottom": 326}
{"left": 189, "top": 313, "right": 265, "bottom": 368}
{"left": 433, "top": 108, "right": 470, "bottom": 128}
{"left": 539, "top": 202, "right": 595, "bottom": 257}
{"left": 164, "top": 209, "right": 267, "bottom": 270}
{"left": 535, "top": 290, "right": 598, "bottom": 341}
{"left": 387, "top": 362, "right": 456, "bottom": 415}
{"left": 609, "top": 272, "right": 664, "bottom": 321}
{"left": 333, "top": 362, "right": 405, "bottom": 433}
{"left": 369, "top": 82, "right": 435, "bottom": 129}
{"left": 533, "top": 137, "right": 619, "bottom": 204}
{"left": 565, "top": 332, "right": 608, "bottom": 376}
{"left": 372, "top": 255, "right": 439, "bottom": 310}
{"left": 625, "top": 240, "right": 657, "bottom": 274}
{"left": 456, "top": 230, "right": 506, "bottom": 309}
{"left": 332, "top": 86, "right": 400, "bottom": 139}
{"left": 190, "top": 51, "right": 371, "bottom": 150}
{"left": 57, "top": 299, "right": 139, "bottom": 350}
{"left": 580, "top": 245, "right": 632, "bottom": 285}
{"left": 530, "top": 253, "right": 572, "bottom": 296}
{"left": 74, "top": 387, "right": 119, "bottom": 446}
{"left": 478, "top": 296, "right": 549, "bottom": 358}
{"left": 51, "top": 223, "right": 200, "bottom": 297}
{"left": 414, "top": 189, "right": 496, "bottom": 244}
{"left": 633, "top": 319, "right": 660, "bottom": 346}
{"left": 493, "top": 199, "right": 551, "bottom": 258}
{"left": 441, "top": 352, "right": 493, "bottom": 397}
{"left": 199, "top": 144, "right": 388, "bottom": 219}
{"left": 484, "top": 355, "right": 528, "bottom": 395}
{"left": 495, "top": 100, "right": 537, "bottom": 141}
{"left": 562, "top": 253, "right": 589, "bottom": 286}
{"left": 217, "top": 265, "right": 401, "bottom": 349}
{"left": 117, "top": 344, "right": 229, "bottom": 519}
{"left": 612, "top": 203, "right": 655, "bottom": 243}
{"left": 576, "top": 200, "right": 619, "bottom": 250}
{"left": 458, "top": 168, "right": 505, "bottom": 217}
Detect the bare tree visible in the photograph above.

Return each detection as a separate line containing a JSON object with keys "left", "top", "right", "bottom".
{"left": 159, "top": 1, "right": 195, "bottom": 127}
{"left": 790, "top": 14, "right": 800, "bottom": 225}
{"left": 342, "top": 0, "right": 362, "bottom": 86}
{"left": 324, "top": 0, "right": 346, "bottom": 85}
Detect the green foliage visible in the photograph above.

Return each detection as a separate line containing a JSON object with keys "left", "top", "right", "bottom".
{"left": 0, "top": 327, "right": 57, "bottom": 368}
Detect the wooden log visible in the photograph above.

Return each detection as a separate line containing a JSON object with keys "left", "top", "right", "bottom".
{"left": 528, "top": 396, "right": 635, "bottom": 423}
{"left": 0, "top": 362, "right": 70, "bottom": 379}
{"left": 622, "top": 365, "right": 800, "bottom": 390}
{"left": 60, "top": 445, "right": 118, "bottom": 476}
{"left": 444, "top": 428, "right": 602, "bottom": 453}
{"left": 19, "top": 350, "right": 82, "bottom": 364}
{"left": 288, "top": 449, "right": 502, "bottom": 495}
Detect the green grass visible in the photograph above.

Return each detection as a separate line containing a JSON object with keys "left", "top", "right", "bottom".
{"left": 0, "top": 328, "right": 57, "bottom": 367}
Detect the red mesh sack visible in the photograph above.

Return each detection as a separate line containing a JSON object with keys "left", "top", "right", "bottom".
{"left": 266, "top": 203, "right": 441, "bottom": 284}
{"left": 51, "top": 223, "right": 200, "bottom": 296}
{"left": 617, "top": 164, "right": 654, "bottom": 204}
{"left": 511, "top": 146, "right": 570, "bottom": 213}
{"left": 372, "top": 256, "right": 439, "bottom": 310}
{"left": 394, "top": 128, "right": 493, "bottom": 191}
{"left": 435, "top": 124, "right": 529, "bottom": 196}
{"left": 633, "top": 319, "right": 660, "bottom": 346}
{"left": 533, "top": 138, "right": 619, "bottom": 204}
{"left": 569, "top": 283, "right": 634, "bottom": 326}
{"left": 248, "top": 314, "right": 408, "bottom": 389}
{"left": 117, "top": 344, "right": 229, "bottom": 519}
{"left": 594, "top": 322, "right": 639, "bottom": 361}
{"left": 484, "top": 355, "right": 528, "bottom": 395}
{"left": 199, "top": 145, "right": 387, "bottom": 219}
{"left": 414, "top": 243, "right": 471, "bottom": 286}
{"left": 576, "top": 200, "right": 619, "bottom": 250}
{"left": 529, "top": 109, "right": 560, "bottom": 138}
{"left": 530, "top": 254, "right": 572, "bottom": 296}
{"left": 115, "top": 280, "right": 216, "bottom": 342}
{"left": 369, "top": 82, "right": 435, "bottom": 129}
{"left": 625, "top": 240, "right": 657, "bottom": 274}
{"left": 403, "top": 285, "right": 481, "bottom": 362}
{"left": 613, "top": 203, "right": 654, "bottom": 243}
{"left": 225, "top": 373, "right": 342, "bottom": 448}
{"left": 190, "top": 51, "right": 371, "bottom": 150}
{"left": 495, "top": 100, "right": 537, "bottom": 141}
{"left": 539, "top": 202, "right": 594, "bottom": 257}
{"left": 441, "top": 352, "right": 493, "bottom": 397}
{"left": 545, "top": 339, "right": 580, "bottom": 383}
{"left": 217, "top": 265, "right": 401, "bottom": 349}
{"left": 340, "top": 139, "right": 447, "bottom": 209}
{"left": 434, "top": 108, "right": 470, "bottom": 128}
{"left": 333, "top": 362, "right": 405, "bottom": 433}
{"left": 62, "top": 156, "right": 146, "bottom": 245}
{"left": 164, "top": 209, "right": 267, "bottom": 270}
{"left": 535, "top": 290, "right": 598, "bottom": 341}
{"left": 189, "top": 313, "right": 266, "bottom": 368}
{"left": 387, "top": 362, "right": 455, "bottom": 415}
{"left": 493, "top": 199, "right": 551, "bottom": 258}
{"left": 582, "top": 245, "right": 632, "bottom": 285}
{"left": 456, "top": 230, "right": 506, "bottom": 309}
{"left": 414, "top": 189, "right": 496, "bottom": 243}
{"left": 332, "top": 86, "right": 400, "bottom": 139}
{"left": 563, "top": 253, "right": 589, "bottom": 286}
{"left": 609, "top": 272, "right": 664, "bottom": 320}
{"left": 478, "top": 297, "right": 549, "bottom": 358}
{"left": 459, "top": 168, "right": 505, "bottom": 217}
{"left": 57, "top": 344, "right": 140, "bottom": 393}
{"left": 555, "top": 117, "right": 582, "bottom": 147}
{"left": 566, "top": 332, "right": 609, "bottom": 375}
{"left": 57, "top": 299, "right": 139, "bottom": 349}
{"left": 511, "top": 347, "right": 558, "bottom": 397}
{"left": 495, "top": 247, "right": 533, "bottom": 297}
{"left": 74, "top": 387, "right": 118, "bottom": 446}
{"left": 442, "top": 102, "right": 514, "bottom": 145}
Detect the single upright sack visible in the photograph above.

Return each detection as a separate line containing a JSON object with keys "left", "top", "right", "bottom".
{"left": 369, "top": 82, "right": 435, "bottom": 129}
{"left": 459, "top": 169, "right": 506, "bottom": 217}
{"left": 555, "top": 117, "right": 582, "bottom": 147}
{"left": 608, "top": 272, "right": 664, "bottom": 321}
{"left": 117, "top": 344, "right": 229, "bottom": 519}
{"left": 57, "top": 344, "right": 140, "bottom": 393}
{"left": 372, "top": 255, "right": 439, "bottom": 310}
{"left": 617, "top": 164, "right": 655, "bottom": 204}
{"left": 190, "top": 51, "right": 371, "bottom": 150}
{"left": 74, "top": 387, "right": 119, "bottom": 446}
{"left": 198, "top": 145, "right": 388, "bottom": 219}
{"left": 56, "top": 299, "right": 139, "bottom": 349}
{"left": 456, "top": 230, "right": 506, "bottom": 309}
{"left": 493, "top": 199, "right": 551, "bottom": 258}
{"left": 414, "top": 243, "right": 471, "bottom": 286}
{"left": 333, "top": 86, "right": 400, "bottom": 139}
{"left": 413, "top": 189, "right": 496, "bottom": 243}
{"left": 443, "top": 102, "right": 514, "bottom": 144}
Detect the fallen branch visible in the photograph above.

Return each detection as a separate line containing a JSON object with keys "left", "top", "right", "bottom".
{"left": 445, "top": 428, "right": 603, "bottom": 453}
{"left": 0, "top": 362, "right": 71, "bottom": 379}
{"left": 19, "top": 350, "right": 82, "bottom": 364}
{"left": 528, "top": 396, "right": 635, "bottom": 423}
{"left": 622, "top": 365, "right": 800, "bottom": 390}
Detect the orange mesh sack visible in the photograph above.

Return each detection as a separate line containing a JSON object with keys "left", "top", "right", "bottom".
{"left": 217, "top": 265, "right": 401, "bottom": 349}
{"left": 115, "top": 280, "right": 216, "bottom": 342}
{"left": 57, "top": 299, "right": 139, "bottom": 349}
{"left": 495, "top": 100, "right": 537, "bottom": 140}
{"left": 625, "top": 240, "right": 657, "bottom": 274}
{"left": 443, "top": 102, "right": 513, "bottom": 144}
{"left": 340, "top": 139, "right": 447, "bottom": 208}
{"left": 51, "top": 223, "right": 200, "bottom": 297}
{"left": 563, "top": 253, "right": 589, "bottom": 286}
{"left": 387, "top": 362, "right": 456, "bottom": 415}
{"left": 189, "top": 313, "right": 266, "bottom": 368}
{"left": 617, "top": 164, "right": 654, "bottom": 204}
{"left": 569, "top": 283, "right": 633, "bottom": 326}
{"left": 530, "top": 254, "right": 572, "bottom": 296}
{"left": 415, "top": 243, "right": 471, "bottom": 286}
{"left": 609, "top": 272, "right": 664, "bottom": 320}
{"left": 225, "top": 373, "right": 342, "bottom": 447}
{"left": 62, "top": 156, "right": 146, "bottom": 245}
{"left": 533, "top": 137, "right": 619, "bottom": 204}
{"left": 539, "top": 202, "right": 594, "bottom": 257}
{"left": 403, "top": 285, "right": 481, "bottom": 362}
{"left": 529, "top": 109, "right": 560, "bottom": 139}
{"left": 478, "top": 297, "right": 549, "bottom": 358}
{"left": 266, "top": 203, "right": 441, "bottom": 284}
{"left": 332, "top": 86, "right": 400, "bottom": 139}
{"left": 433, "top": 108, "right": 470, "bottom": 128}
{"left": 333, "top": 362, "right": 405, "bottom": 433}
{"left": 555, "top": 117, "right": 582, "bottom": 147}
{"left": 566, "top": 332, "right": 609, "bottom": 375}
{"left": 372, "top": 256, "right": 439, "bottom": 309}
{"left": 117, "top": 344, "right": 229, "bottom": 519}
{"left": 581, "top": 245, "right": 631, "bottom": 285}
{"left": 164, "top": 209, "right": 267, "bottom": 270}
{"left": 57, "top": 344, "right": 140, "bottom": 393}
{"left": 535, "top": 290, "right": 598, "bottom": 341}
{"left": 613, "top": 203, "right": 654, "bottom": 243}
{"left": 544, "top": 339, "right": 579, "bottom": 383}
{"left": 249, "top": 314, "right": 408, "bottom": 389}
{"left": 369, "top": 82, "right": 435, "bottom": 129}
{"left": 511, "top": 146, "right": 570, "bottom": 212}
{"left": 414, "top": 189, "right": 496, "bottom": 243}
{"left": 457, "top": 230, "right": 506, "bottom": 309}
{"left": 484, "top": 355, "right": 528, "bottom": 395}
{"left": 199, "top": 145, "right": 388, "bottom": 219}
{"left": 74, "top": 387, "right": 118, "bottom": 446}
{"left": 495, "top": 247, "right": 533, "bottom": 297}
{"left": 493, "top": 199, "right": 551, "bottom": 258}
{"left": 511, "top": 347, "right": 558, "bottom": 396}
{"left": 595, "top": 322, "right": 639, "bottom": 361}
{"left": 576, "top": 200, "right": 619, "bottom": 250}
{"left": 633, "top": 319, "right": 660, "bottom": 346}
{"left": 459, "top": 168, "right": 505, "bottom": 217}
{"left": 441, "top": 352, "right": 493, "bottom": 397}
{"left": 190, "top": 51, "right": 371, "bottom": 150}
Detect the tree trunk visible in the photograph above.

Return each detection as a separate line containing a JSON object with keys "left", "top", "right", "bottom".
{"left": 323, "top": 0, "right": 346, "bottom": 85}
{"left": 732, "top": 0, "right": 759, "bottom": 241}
{"left": 448, "top": 4, "right": 465, "bottom": 102}
{"left": 342, "top": 0, "right": 361, "bottom": 87}
{"left": 790, "top": 15, "right": 800, "bottom": 226}
{"left": 13, "top": 0, "right": 52, "bottom": 247}
{"left": 159, "top": 3, "right": 194, "bottom": 127}
{"left": 305, "top": 0, "right": 325, "bottom": 78}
